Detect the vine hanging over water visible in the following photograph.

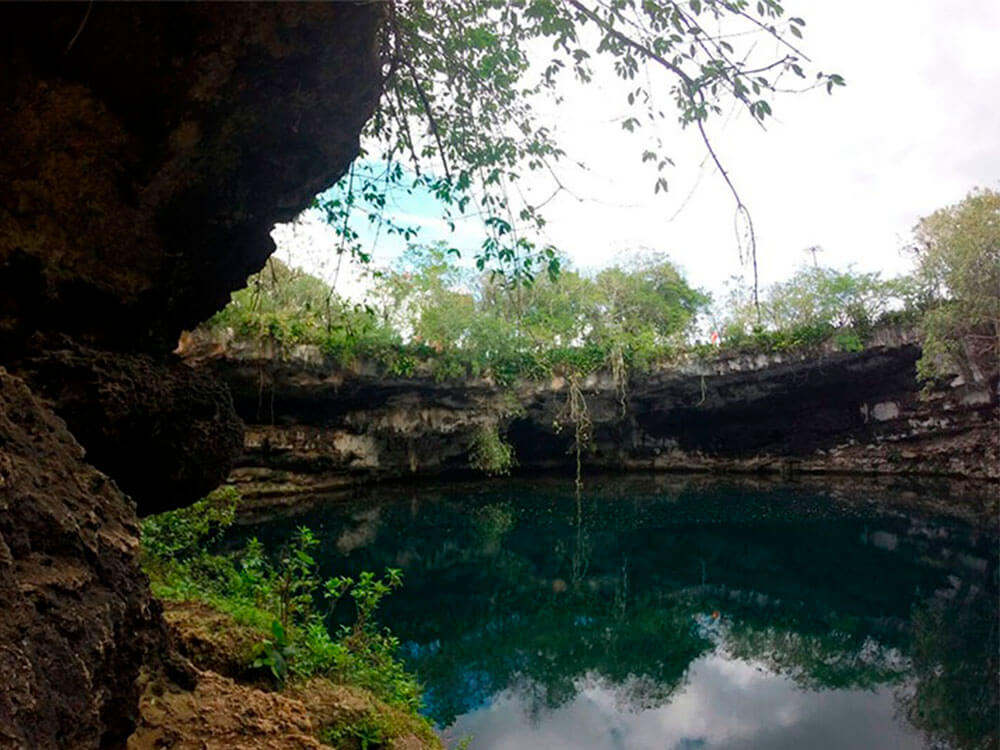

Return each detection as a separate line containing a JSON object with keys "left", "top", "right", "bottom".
{"left": 609, "top": 344, "right": 628, "bottom": 420}
{"left": 555, "top": 371, "right": 593, "bottom": 492}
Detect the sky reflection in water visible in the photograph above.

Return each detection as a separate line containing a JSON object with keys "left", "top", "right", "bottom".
{"left": 231, "top": 477, "right": 998, "bottom": 750}
{"left": 450, "top": 655, "right": 923, "bottom": 750}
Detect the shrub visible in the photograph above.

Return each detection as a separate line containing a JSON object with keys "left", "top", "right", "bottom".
{"left": 140, "top": 486, "right": 239, "bottom": 562}
{"left": 141, "top": 494, "right": 422, "bottom": 709}
{"left": 468, "top": 424, "right": 516, "bottom": 476}
{"left": 908, "top": 188, "right": 999, "bottom": 384}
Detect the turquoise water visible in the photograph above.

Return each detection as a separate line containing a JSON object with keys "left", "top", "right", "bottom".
{"left": 232, "top": 477, "right": 999, "bottom": 750}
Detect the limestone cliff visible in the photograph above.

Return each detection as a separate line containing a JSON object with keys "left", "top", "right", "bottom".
{"left": 188, "top": 329, "right": 998, "bottom": 507}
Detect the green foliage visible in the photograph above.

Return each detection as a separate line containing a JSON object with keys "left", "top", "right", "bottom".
{"left": 207, "top": 244, "right": 710, "bottom": 384}
{"left": 258, "top": 526, "right": 323, "bottom": 631}
{"left": 253, "top": 619, "right": 295, "bottom": 687}
{"left": 318, "top": 701, "right": 441, "bottom": 750}
{"left": 319, "top": 713, "right": 389, "bottom": 750}
{"left": 209, "top": 257, "right": 404, "bottom": 368}
{"left": 713, "top": 265, "right": 904, "bottom": 354}
{"left": 468, "top": 425, "right": 517, "bottom": 476}
{"left": 903, "top": 587, "right": 999, "bottom": 750}
{"left": 141, "top": 497, "right": 423, "bottom": 711}
{"left": 591, "top": 255, "right": 709, "bottom": 346}
{"left": 248, "top": 545, "right": 420, "bottom": 708}
{"left": 140, "top": 486, "right": 239, "bottom": 562}
{"left": 212, "top": 233, "right": 995, "bottom": 395}
{"left": 908, "top": 188, "right": 1000, "bottom": 384}
{"left": 832, "top": 330, "right": 864, "bottom": 353}
{"left": 710, "top": 191, "right": 997, "bottom": 379}
{"left": 764, "top": 265, "right": 893, "bottom": 331}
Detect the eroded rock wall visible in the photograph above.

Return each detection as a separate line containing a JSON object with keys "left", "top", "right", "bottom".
{"left": 1, "top": 1, "right": 384, "bottom": 515}
{"left": 0, "top": 3, "right": 384, "bottom": 746}
{"left": 16, "top": 342, "right": 244, "bottom": 516}
{"left": 1, "top": 2, "right": 382, "bottom": 352}
{"left": 195, "top": 334, "right": 998, "bottom": 506}
{"left": 0, "top": 370, "right": 163, "bottom": 748}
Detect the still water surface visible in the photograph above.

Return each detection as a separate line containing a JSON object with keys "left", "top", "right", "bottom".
{"left": 232, "top": 477, "right": 998, "bottom": 750}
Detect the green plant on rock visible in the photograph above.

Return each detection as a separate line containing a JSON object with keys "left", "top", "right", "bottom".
{"left": 320, "top": 714, "right": 388, "bottom": 750}
{"left": 141, "top": 496, "right": 423, "bottom": 710}
{"left": 468, "top": 424, "right": 516, "bottom": 476}
{"left": 318, "top": 700, "right": 441, "bottom": 750}
{"left": 274, "top": 527, "right": 322, "bottom": 630}
{"left": 140, "top": 486, "right": 239, "bottom": 562}
{"left": 253, "top": 619, "right": 296, "bottom": 687}
{"left": 833, "top": 330, "right": 864, "bottom": 353}
{"left": 236, "top": 535, "right": 419, "bottom": 704}
{"left": 336, "top": 569, "right": 404, "bottom": 648}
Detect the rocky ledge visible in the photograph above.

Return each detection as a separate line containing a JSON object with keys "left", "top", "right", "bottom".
{"left": 185, "top": 328, "right": 998, "bottom": 507}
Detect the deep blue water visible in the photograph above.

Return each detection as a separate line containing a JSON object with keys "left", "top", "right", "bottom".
{"left": 230, "top": 476, "right": 999, "bottom": 750}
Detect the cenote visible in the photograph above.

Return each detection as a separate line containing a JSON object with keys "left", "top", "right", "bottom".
{"left": 226, "top": 477, "right": 999, "bottom": 750}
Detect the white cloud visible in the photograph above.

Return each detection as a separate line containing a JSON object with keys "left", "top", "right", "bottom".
{"left": 447, "top": 655, "right": 924, "bottom": 750}
{"left": 269, "top": 212, "right": 374, "bottom": 303}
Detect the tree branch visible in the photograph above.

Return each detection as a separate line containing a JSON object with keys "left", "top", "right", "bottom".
{"left": 403, "top": 60, "right": 453, "bottom": 184}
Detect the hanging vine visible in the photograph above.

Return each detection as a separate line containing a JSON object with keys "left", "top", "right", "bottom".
{"left": 468, "top": 420, "right": 516, "bottom": 476}
{"left": 555, "top": 371, "right": 593, "bottom": 492}
{"left": 609, "top": 343, "right": 628, "bottom": 420}
{"left": 570, "top": 488, "right": 591, "bottom": 591}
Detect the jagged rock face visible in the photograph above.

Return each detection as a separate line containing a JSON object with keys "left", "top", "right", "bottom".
{"left": 0, "top": 370, "right": 164, "bottom": 748}
{"left": 0, "top": 3, "right": 384, "bottom": 747}
{"left": 17, "top": 342, "right": 244, "bottom": 516}
{"left": 193, "top": 339, "right": 999, "bottom": 505}
{"left": 0, "top": 2, "right": 382, "bottom": 353}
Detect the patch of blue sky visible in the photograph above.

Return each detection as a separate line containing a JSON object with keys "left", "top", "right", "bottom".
{"left": 315, "top": 159, "right": 489, "bottom": 271}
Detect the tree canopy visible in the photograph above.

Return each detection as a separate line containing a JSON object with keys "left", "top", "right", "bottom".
{"left": 907, "top": 187, "right": 1000, "bottom": 384}
{"left": 212, "top": 244, "right": 710, "bottom": 382}
{"left": 714, "top": 264, "right": 905, "bottom": 352}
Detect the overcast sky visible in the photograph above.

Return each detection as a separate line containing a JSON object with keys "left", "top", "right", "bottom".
{"left": 273, "top": 0, "right": 1000, "bottom": 302}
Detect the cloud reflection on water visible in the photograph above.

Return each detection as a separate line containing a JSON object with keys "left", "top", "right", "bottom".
{"left": 447, "top": 654, "right": 925, "bottom": 750}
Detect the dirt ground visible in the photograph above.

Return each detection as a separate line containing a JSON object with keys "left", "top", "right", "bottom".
{"left": 128, "top": 601, "right": 441, "bottom": 750}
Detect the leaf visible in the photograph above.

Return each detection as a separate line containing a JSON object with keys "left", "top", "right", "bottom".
{"left": 271, "top": 620, "right": 286, "bottom": 641}
{"left": 295, "top": 549, "right": 314, "bottom": 566}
